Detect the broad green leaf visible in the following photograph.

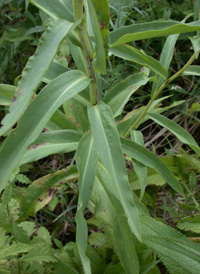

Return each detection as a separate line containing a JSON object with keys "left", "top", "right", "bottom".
{"left": 88, "top": 101, "right": 141, "bottom": 240}
{"left": 110, "top": 20, "right": 200, "bottom": 47}
{"left": 110, "top": 45, "right": 167, "bottom": 79}
{"left": 103, "top": 72, "right": 150, "bottom": 117}
{"left": 20, "top": 130, "right": 82, "bottom": 165}
{"left": 182, "top": 65, "right": 200, "bottom": 76}
{"left": 0, "top": 20, "right": 73, "bottom": 136}
{"left": 63, "top": 98, "right": 90, "bottom": 132}
{"left": 0, "top": 84, "right": 15, "bottom": 106}
{"left": 141, "top": 216, "right": 200, "bottom": 274}
{"left": 121, "top": 138, "right": 183, "bottom": 195}
{"left": 19, "top": 166, "right": 78, "bottom": 219}
{"left": 130, "top": 130, "right": 147, "bottom": 200}
{"left": 28, "top": 0, "right": 74, "bottom": 21}
{"left": 147, "top": 112, "right": 200, "bottom": 156}
{"left": 87, "top": 0, "right": 109, "bottom": 73}
{"left": 75, "top": 132, "right": 98, "bottom": 274}
{"left": 0, "top": 70, "right": 91, "bottom": 193}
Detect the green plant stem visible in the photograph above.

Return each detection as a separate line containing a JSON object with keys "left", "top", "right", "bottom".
{"left": 73, "top": 0, "right": 97, "bottom": 105}
{"left": 123, "top": 53, "right": 196, "bottom": 138}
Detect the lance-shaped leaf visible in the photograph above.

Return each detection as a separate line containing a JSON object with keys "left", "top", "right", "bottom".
{"left": 88, "top": 101, "right": 141, "bottom": 240}
{"left": 110, "top": 20, "right": 200, "bottom": 47}
{"left": 103, "top": 72, "right": 150, "bottom": 117}
{"left": 75, "top": 132, "right": 98, "bottom": 274}
{"left": 20, "top": 130, "right": 82, "bottom": 165}
{"left": 110, "top": 45, "right": 167, "bottom": 79}
{"left": 130, "top": 130, "right": 147, "bottom": 200}
{"left": 95, "top": 168, "right": 140, "bottom": 274}
{"left": 19, "top": 166, "right": 78, "bottom": 219}
{"left": 0, "top": 19, "right": 73, "bottom": 136}
{"left": 147, "top": 112, "right": 200, "bottom": 156}
{"left": 121, "top": 138, "right": 183, "bottom": 195}
{"left": 43, "top": 61, "right": 70, "bottom": 84}
{"left": 0, "top": 70, "right": 91, "bottom": 193}
{"left": 182, "top": 65, "right": 200, "bottom": 76}
{"left": 87, "top": 0, "right": 109, "bottom": 73}
{"left": 0, "top": 84, "right": 15, "bottom": 106}
{"left": 28, "top": 0, "right": 74, "bottom": 22}
{"left": 141, "top": 215, "right": 200, "bottom": 274}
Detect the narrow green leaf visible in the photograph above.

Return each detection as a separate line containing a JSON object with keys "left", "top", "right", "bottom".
{"left": 147, "top": 112, "right": 200, "bottom": 156}
{"left": 0, "top": 19, "right": 73, "bottom": 136}
{"left": 20, "top": 130, "right": 82, "bottom": 165}
{"left": 0, "top": 70, "right": 91, "bottom": 193}
{"left": 110, "top": 45, "right": 167, "bottom": 79}
{"left": 28, "top": 0, "right": 74, "bottom": 22}
{"left": 87, "top": 0, "right": 109, "bottom": 73}
{"left": 141, "top": 216, "right": 200, "bottom": 274}
{"left": 19, "top": 166, "right": 78, "bottom": 219}
{"left": 103, "top": 72, "right": 150, "bottom": 117}
{"left": 182, "top": 65, "right": 200, "bottom": 76}
{"left": 88, "top": 101, "right": 141, "bottom": 240}
{"left": 110, "top": 20, "right": 200, "bottom": 47}
{"left": 130, "top": 130, "right": 147, "bottom": 200}
{"left": 63, "top": 98, "right": 90, "bottom": 132}
{"left": 96, "top": 171, "right": 139, "bottom": 274}
{"left": 121, "top": 138, "right": 183, "bottom": 195}
{"left": 189, "top": 35, "right": 200, "bottom": 58}
{"left": 0, "top": 84, "right": 16, "bottom": 106}
{"left": 75, "top": 132, "right": 98, "bottom": 274}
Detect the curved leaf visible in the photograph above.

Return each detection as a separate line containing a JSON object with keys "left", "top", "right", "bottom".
{"left": 87, "top": 0, "right": 109, "bottom": 73}
{"left": 121, "top": 138, "right": 183, "bottom": 195}
{"left": 110, "top": 45, "right": 167, "bottom": 79}
{"left": 110, "top": 20, "right": 200, "bottom": 47}
{"left": 75, "top": 132, "right": 98, "bottom": 274}
{"left": 147, "top": 112, "right": 200, "bottom": 156}
{"left": 0, "top": 70, "right": 91, "bottom": 193}
{"left": 19, "top": 166, "right": 78, "bottom": 219}
{"left": 103, "top": 72, "right": 150, "bottom": 117}
{"left": 20, "top": 130, "right": 82, "bottom": 165}
{"left": 88, "top": 101, "right": 141, "bottom": 240}
{"left": 0, "top": 19, "right": 73, "bottom": 136}
{"left": 28, "top": 0, "right": 74, "bottom": 22}
{"left": 182, "top": 65, "right": 200, "bottom": 76}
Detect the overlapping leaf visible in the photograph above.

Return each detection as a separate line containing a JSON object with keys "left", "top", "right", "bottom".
{"left": 88, "top": 101, "right": 141, "bottom": 240}
{"left": 110, "top": 20, "right": 200, "bottom": 47}
{"left": 0, "top": 70, "right": 90, "bottom": 193}
{"left": 121, "top": 138, "right": 183, "bottom": 194}
{"left": 75, "top": 132, "right": 98, "bottom": 274}
{"left": 0, "top": 19, "right": 73, "bottom": 136}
